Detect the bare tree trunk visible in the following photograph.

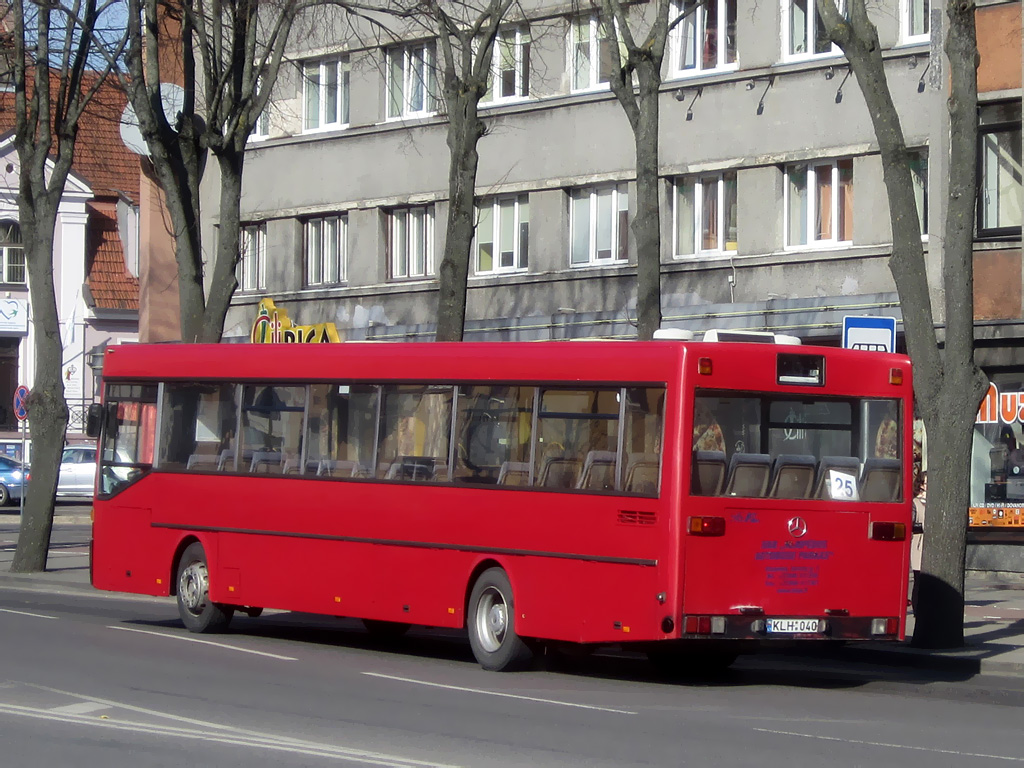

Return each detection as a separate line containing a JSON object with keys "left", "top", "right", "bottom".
{"left": 633, "top": 61, "right": 663, "bottom": 341}
{"left": 436, "top": 91, "right": 484, "bottom": 342}
{"left": 199, "top": 149, "right": 244, "bottom": 343}
{"left": 816, "top": 0, "right": 987, "bottom": 647}
{"left": 10, "top": 214, "right": 67, "bottom": 573}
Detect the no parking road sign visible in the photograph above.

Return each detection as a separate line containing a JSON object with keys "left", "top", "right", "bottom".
{"left": 13, "top": 384, "right": 28, "bottom": 421}
{"left": 842, "top": 316, "right": 897, "bottom": 353}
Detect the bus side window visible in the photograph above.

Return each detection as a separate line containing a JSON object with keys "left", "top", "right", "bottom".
{"left": 161, "top": 383, "right": 239, "bottom": 472}
{"left": 454, "top": 385, "right": 534, "bottom": 485}
{"left": 377, "top": 385, "right": 453, "bottom": 483}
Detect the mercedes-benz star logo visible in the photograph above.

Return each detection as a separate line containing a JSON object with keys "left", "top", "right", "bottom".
{"left": 787, "top": 516, "right": 808, "bottom": 538}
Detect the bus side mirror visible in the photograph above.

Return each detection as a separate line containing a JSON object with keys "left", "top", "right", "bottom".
{"left": 86, "top": 403, "right": 103, "bottom": 438}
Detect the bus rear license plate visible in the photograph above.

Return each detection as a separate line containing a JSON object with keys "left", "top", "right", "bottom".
{"left": 767, "top": 618, "right": 822, "bottom": 634}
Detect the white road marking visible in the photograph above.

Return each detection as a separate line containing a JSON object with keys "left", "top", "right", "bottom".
{"left": 755, "top": 728, "right": 1024, "bottom": 762}
{"left": 363, "top": 672, "right": 638, "bottom": 715}
{"left": 0, "top": 703, "right": 460, "bottom": 767}
{"left": 0, "top": 607, "right": 58, "bottom": 620}
{"left": 108, "top": 626, "right": 298, "bottom": 661}
{"left": 49, "top": 701, "right": 111, "bottom": 715}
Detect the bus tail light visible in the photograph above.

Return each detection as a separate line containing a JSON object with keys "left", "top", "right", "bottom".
{"left": 871, "top": 618, "right": 899, "bottom": 636}
{"left": 688, "top": 516, "right": 725, "bottom": 536}
{"left": 683, "top": 615, "right": 726, "bottom": 635}
{"left": 697, "top": 357, "right": 712, "bottom": 375}
{"left": 870, "top": 521, "right": 907, "bottom": 541}
{"left": 889, "top": 367, "right": 904, "bottom": 385}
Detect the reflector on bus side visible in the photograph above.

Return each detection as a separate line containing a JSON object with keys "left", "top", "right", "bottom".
{"left": 869, "top": 521, "right": 907, "bottom": 541}
{"left": 687, "top": 516, "right": 725, "bottom": 536}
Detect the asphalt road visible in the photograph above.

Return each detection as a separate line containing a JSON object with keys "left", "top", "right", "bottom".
{"left": 3, "top": 521, "right": 1024, "bottom": 766}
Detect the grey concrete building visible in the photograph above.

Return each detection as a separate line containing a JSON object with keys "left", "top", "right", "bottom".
{"left": 221, "top": 0, "right": 969, "bottom": 346}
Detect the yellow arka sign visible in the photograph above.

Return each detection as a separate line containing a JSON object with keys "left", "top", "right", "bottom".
{"left": 250, "top": 298, "right": 340, "bottom": 344}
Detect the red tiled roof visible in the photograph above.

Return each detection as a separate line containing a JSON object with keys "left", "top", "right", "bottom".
{"left": 0, "top": 70, "right": 141, "bottom": 202}
{"left": 86, "top": 202, "right": 139, "bottom": 312}
{"left": 0, "top": 69, "right": 142, "bottom": 311}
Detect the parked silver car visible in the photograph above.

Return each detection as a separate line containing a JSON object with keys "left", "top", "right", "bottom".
{"left": 57, "top": 445, "right": 98, "bottom": 498}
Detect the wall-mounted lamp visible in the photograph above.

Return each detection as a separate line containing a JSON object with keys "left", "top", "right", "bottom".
{"left": 834, "top": 69, "right": 852, "bottom": 103}
{"left": 755, "top": 76, "right": 774, "bottom": 116}
{"left": 685, "top": 87, "right": 703, "bottom": 121}
{"left": 824, "top": 66, "right": 835, "bottom": 80}
{"left": 916, "top": 58, "right": 931, "bottom": 93}
{"left": 674, "top": 88, "right": 686, "bottom": 102}
{"left": 744, "top": 79, "right": 756, "bottom": 91}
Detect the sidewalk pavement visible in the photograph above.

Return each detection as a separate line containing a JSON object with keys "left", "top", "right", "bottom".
{"left": 4, "top": 512, "right": 1024, "bottom": 677}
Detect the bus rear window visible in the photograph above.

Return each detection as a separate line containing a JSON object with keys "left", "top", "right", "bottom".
{"left": 692, "top": 393, "right": 902, "bottom": 502}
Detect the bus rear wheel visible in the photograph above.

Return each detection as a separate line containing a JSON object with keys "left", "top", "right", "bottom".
{"left": 176, "top": 542, "right": 234, "bottom": 633}
{"left": 467, "top": 568, "right": 533, "bottom": 672}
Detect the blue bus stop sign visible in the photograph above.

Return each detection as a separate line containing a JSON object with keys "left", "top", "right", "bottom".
{"left": 13, "top": 385, "right": 28, "bottom": 421}
{"left": 842, "top": 316, "right": 897, "bottom": 353}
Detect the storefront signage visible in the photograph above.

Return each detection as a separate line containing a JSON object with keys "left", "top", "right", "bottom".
{"left": 977, "top": 383, "right": 1024, "bottom": 424}
{"left": 0, "top": 298, "right": 28, "bottom": 334}
{"left": 250, "top": 298, "right": 340, "bottom": 344}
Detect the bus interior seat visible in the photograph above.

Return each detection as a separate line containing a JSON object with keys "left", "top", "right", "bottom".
{"left": 860, "top": 457, "right": 902, "bottom": 502}
{"left": 250, "top": 451, "right": 284, "bottom": 473}
{"left": 577, "top": 450, "right": 618, "bottom": 490}
{"left": 216, "top": 449, "right": 236, "bottom": 471}
{"left": 691, "top": 450, "right": 727, "bottom": 495}
{"left": 724, "top": 452, "right": 771, "bottom": 497}
{"left": 537, "top": 455, "right": 581, "bottom": 488}
{"left": 387, "top": 456, "right": 436, "bottom": 481}
{"left": 814, "top": 456, "right": 862, "bottom": 499}
{"left": 624, "top": 453, "right": 660, "bottom": 494}
{"left": 318, "top": 459, "right": 361, "bottom": 477}
{"left": 497, "top": 461, "right": 531, "bottom": 485}
{"left": 186, "top": 453, "right": 220, "bottom": 471}
{"left": 768, "top": 454, "right": 817, "bottom": 499}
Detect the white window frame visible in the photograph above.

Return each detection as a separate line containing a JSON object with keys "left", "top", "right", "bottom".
{"left": 569, "top": 183, "right": 629, "bottom": 266}
{"left": 909, "top": 149, "right": 928, "bottom": 239}
{"left": 900, "top": 0, "right": 930, "bottom": 45}
{"left": 483, "top": 25, "right": 531, "bottom": 104}
{"left": 388, "top": 205, "right": 434, "bottom": 279}
{"left": 0, "top": 221, "right": 24, "bottom": 285}
{"left": 670, "top": 0, "right": 738, "bottom": 78}
{"left": 386, "top": 43, "right": 436, "bottom": 119}
{"left": 978, "top": 124, "right": 1023, "bottom": 239}
{"left": 239, "top": 223, "right": 266, "bottom": 292}
{"left": 475, "top": 194, "right": 529, "bottom": 274}
{"left": 784, "top": 159, "right": 853, "bottom": 250}
{"left": 303, "top": 56, "right": 350, "bottom": 132}
{"left": 673, "top": 172, "right": 738, "bottom": 257}
{"left": 781, "top": 0, "right": 843, "bottom": 62}
{"left": 569, "top": 14, "right": 614, "bottom": 93}
{"left": 305, "top": 215, "right": 347, "bottom": 286}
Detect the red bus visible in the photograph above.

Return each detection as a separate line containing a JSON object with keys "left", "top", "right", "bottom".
{"left": 89, "top": 339, "right": 913, "bottom": 672}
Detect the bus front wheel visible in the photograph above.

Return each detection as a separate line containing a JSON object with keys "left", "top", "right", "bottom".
{"left": 467, "top": 568, "right": 533, "bottom": 672}
{"left": 176, "top": 542, "right": 234, "bottom": 633}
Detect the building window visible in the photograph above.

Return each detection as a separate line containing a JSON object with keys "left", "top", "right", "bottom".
{"left": 785, "top": 159, "right": 853, "bottom": 248}
{"left": 571, "top": 15, "right": 615, "bottom": 92}
{"left": 238, "top": 223, "right": 266, "bottom": 292}
{"left": 909, "top": 150, "right": 928, "bottom": 237}
{"left": 484, "top": 26, "right": 530, "bottom": 103}
{"left": 782, "top": 0, "right": 842, "bottom": 60}
{"left": 388, "top": 205, "right": 434, "bottom": 278}
{"left": 570, "top": 184, "right": 629, "bottom": 266}
{"left": 901, "top": 0, "right": 929, "bottom": 44}
{"left": 303, "top": 57, "right": 350, "bottom": 131}
{"left": 978, "top": 124, "right": 1023, "bottom": 239}
{"left": 387, "top": 43, "right": 436, "bottom": 119}
{"left": 0, "top": 221, "right": 25, "bottom": 284}
{"left": 305, "top": 215, "right": 347, "bottom": 286}
{"left": 674, "top": 172, "right": 737, "bottom": 256}
{"left": 671, "top": 0, "right": 737, "bottom": 76}
{"left": 476, "top": 195, "right": 529, "bottom": 273}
